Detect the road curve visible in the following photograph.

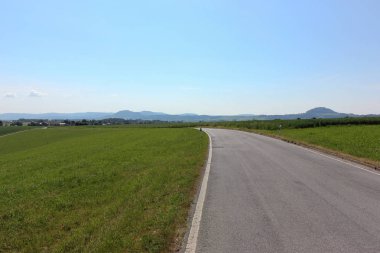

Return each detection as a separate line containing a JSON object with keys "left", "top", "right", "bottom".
{"left": 196, "top": 128, "right": 380, "bottom": 253}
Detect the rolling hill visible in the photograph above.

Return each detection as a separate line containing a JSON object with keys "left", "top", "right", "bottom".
{"left": 0, "top": 107, "right": 377, "bottom": 122}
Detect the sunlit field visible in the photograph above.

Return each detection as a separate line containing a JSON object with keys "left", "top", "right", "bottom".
{"left": 262, "top": 125, "right": 380, "bottom": 163}
{"left": 0, "top": 127, "right": 208, "bottom": 252}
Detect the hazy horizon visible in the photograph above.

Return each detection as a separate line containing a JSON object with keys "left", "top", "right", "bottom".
{"left": 0, "top": 106, "right": 374, "bottom": 117}
{"left": 1, "top": 1, "right": 380, "bottom": 115}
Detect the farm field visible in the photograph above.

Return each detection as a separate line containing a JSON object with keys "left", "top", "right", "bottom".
{"left": 258, "top": 125, "right": 380, "bottom": 166}
{"left": 0, "top": 126, "right": 34, "bottom": 136}
{"left": 0, "top": 127, "right": 208, "bottom": 252}
{"left": 166, "top": 117, "right": 380, "bottom": 130}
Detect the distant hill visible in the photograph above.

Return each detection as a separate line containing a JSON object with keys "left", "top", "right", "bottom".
{"left": 112, "top": 110, "right": 167, "bottom": 119}
{"left": 253, "top": 107, "right": 353, "bottom": 120}
{"left": 0, "top": 107, "right": 378, "bottom": 122}
{"left": 110, "top": 107, "right": 375, "bottom": 121}
{"left": 303, "top": 107, "right": 350, "bottom": 118}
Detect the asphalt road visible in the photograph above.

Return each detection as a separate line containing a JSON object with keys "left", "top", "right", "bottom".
{"left": 196, "top": 128, "right": 380, "bottom": 253}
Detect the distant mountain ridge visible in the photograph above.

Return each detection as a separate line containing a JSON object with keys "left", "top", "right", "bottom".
{"left": 0, "top": 107, "right": 378, "bottom": 121}
{"left": 0, "top": 112, "right": 112, "bottom": 121}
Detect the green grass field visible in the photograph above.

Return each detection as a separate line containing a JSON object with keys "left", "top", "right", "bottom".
{"left": 259, "top": 125, "right": 380, "bottom": 164}
{"left": 0, "top": 126, "right": 34, "bottom": 136}
{"left": 165, "top": 117, "right": 380, "bottom": 130}
{"left": 0, "top": 127, "right": 208, "bottom": 252}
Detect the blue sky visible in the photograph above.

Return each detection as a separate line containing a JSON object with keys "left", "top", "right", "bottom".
{"left": 1, "top": 0, "right": 379, "bottom": 115}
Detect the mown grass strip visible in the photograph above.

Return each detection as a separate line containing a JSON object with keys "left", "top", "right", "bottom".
{"left": 0, "top": 127, "right": 35, "bottom": 136}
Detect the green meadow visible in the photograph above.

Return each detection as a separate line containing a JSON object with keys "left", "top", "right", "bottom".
{"left": 0, "top": 127, "right": 34, "bottom": 136}
{"left": 259, "top": 125, "right": 380, "bottom": 165}
{"left": 0, "top": 127, "right": 208, "bottom": 252}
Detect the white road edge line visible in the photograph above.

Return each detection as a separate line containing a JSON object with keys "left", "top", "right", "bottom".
{"left": 185, "top": 129, "right": 212, "bottom": 253}
{"left": 300, "top": 146, "right": 380, "bottom": 176}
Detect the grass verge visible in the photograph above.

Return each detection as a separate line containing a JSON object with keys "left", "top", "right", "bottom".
{"left": 249, "top": 125, "right": 380, "bottom": 169}
{"left": 0, "top": 127, "right": 208, "bottom": 252}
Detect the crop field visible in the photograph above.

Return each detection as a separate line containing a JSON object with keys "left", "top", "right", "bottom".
{"left": 0, "top": 127, "right": 208, "bottom": 252}
{"left": 165, "top": 117, "right": 380, "bottom": 130}
{"left": 197, "top": 117, "right": 380, "bottom": 130}
{"left": 259, "top": 125, "right": 380, "bottom": 165}
{"left": 0, "top": 126, "right": 34, "bottom": 136}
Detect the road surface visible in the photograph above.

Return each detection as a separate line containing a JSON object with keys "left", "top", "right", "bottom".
{"left": 194, "top": 128, "right": 380, "bottom": 253}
